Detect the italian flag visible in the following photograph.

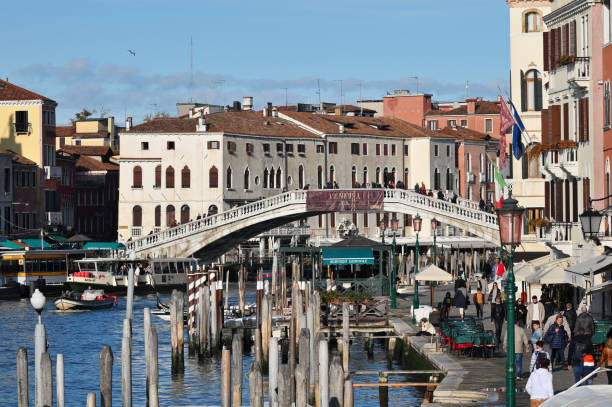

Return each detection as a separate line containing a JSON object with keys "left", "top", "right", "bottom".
{"left": 489, "top": 158, "right": 506, "bottom": 208}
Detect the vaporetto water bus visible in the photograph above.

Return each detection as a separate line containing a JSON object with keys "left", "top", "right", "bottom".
{"left": 66, "top": 257, "right": 198, "bottom": 294}
{"left": 0, "top": 250, "right": 91, "bottom": 297}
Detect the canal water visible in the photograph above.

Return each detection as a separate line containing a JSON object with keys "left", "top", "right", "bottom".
{"left": 0, "top": 284, "right": 426, "bottom": 406}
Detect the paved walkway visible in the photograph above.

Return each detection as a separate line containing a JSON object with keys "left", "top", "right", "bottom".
{"left": 393, "top": 282, "right": 608, "bottom": 406}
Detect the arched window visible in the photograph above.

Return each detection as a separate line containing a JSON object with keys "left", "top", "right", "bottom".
{"left": 132, "top": 205, "right": 142, "bottom": 227}
{"left": 376, "top": 167, "right": 381, "bottom": 184}
{"left": 522, "top": 69, "right": 542, "bottom": 112}
{"left": 166, "top": 205, "right": 175, "bottom": 227}
{"left": 479, "top": 154, "right": 483, "bottom": 172}
{"left": 263, "top": 168, "right": 268, "bottom": 188}
{"left": 446, "top": 168, "right": 452, "bottom": 190}
{"left": 209, "top": 166, "right": 218, "bottom": 188}
{"left": 154, "top": 165, "right": 161, "bottom": 187}
{"left": 226, "top": 167, "right": 232, "bottom": 189}
{"left": 363, "top": 167, "right": 368, "bottom": 185}
{"left": 317, "top": 166, "right": 323, "bottom": 189}
{"left": 523, "top": 11, "right": 541, "bottom": 33}
{"left": 391, "top": 168, "right": 396, "bottom": 183}
{"left": 404, "top": 168, "right": 409, "bottom": 187}
{"left": 181, "top": 166, "right": 190, "bottom": 188}
{"left": 351, "top": 166, "right": 356, "bottom": 187}
{"left": 166, "top": 166, "right": 174, "bottom": 188}
{"left": 132, "top": 166, "right": 142, "bottom": 188}
{"left": 208, "top": 204, "right": 218, "bottom": 216}
{"left": 298, "top": 165, "right": 304, "bottom": 189}
{"left": 270, "top": 168, "right": 275, "bottom": 188}
{"left": 276, "top": 168, "right": 282, "bottom": 189}
{"left": 605, "top": 81, "right": 611, "bottom": 127}
{"left": 154, "top": 205, "right": 161, "bottom": 227}
{"left": 329, "top": 166, "right": 334, "bottom": 184}
{"left": 180, "top": 204, "right": 190, "bottom": 224}
{"left": 244, "top": 167, "right": 250, "bottom": 190}
{"left": 383, "top": 168, "right": 389, "bottom": 186}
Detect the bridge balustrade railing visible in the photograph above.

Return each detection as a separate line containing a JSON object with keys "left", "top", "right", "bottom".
{"left": 126, "top": 190, "right": 307, "bottom": 253}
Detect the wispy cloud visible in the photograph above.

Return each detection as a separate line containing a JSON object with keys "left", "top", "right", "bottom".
{"left": 14, "top": 59, "right": 508, "bottom": 125}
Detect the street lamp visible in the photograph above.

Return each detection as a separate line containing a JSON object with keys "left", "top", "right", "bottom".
{"left": 496, "top": 193, "right": 524, "bottom": 407}
{"left": 579, "top": 207, "right": 603, "bottom": 243}
{"left": 30, "top": 288, "right": 46, "bottom": 324}
{"left": 390, "top": 215, "right": 399, "bottom": 309}
{"left": 412, "top": 214, "right": 422, "bottom": 324}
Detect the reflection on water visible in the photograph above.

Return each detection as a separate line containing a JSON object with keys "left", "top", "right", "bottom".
{"left": 0, "top": 284, "right": 425, "bottom": 406}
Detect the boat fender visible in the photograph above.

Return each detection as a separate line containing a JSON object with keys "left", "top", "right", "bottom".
{"left": 114, "top": 296, "right": 118, "bottom": 306}
{"left": 96, "top": 295, "right": 103, "bottom": 300}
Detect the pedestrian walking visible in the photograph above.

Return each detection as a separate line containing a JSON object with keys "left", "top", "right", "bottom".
{"left": 598, "top": 337, "right": 612, "bottom": 384}
{"left": 515, "top": 298, "right": 528, "bottom": 328}
{"left": 567, "top": 328, "right": 594, "bottom": 384}
{"left": 530, "top": 321, "right": 543, "bottom": 352}
{"left": 454, "top": 280, "right": 468, "bottom": 320}
{"left": 491, "top": 296, "right": 505, "bottom": 346}
{"left": 441, "top": 292, "right": 453, "bottom": 321}
{"left": 529, "top": 341, "right": 551, "bottom": 373}
{"left": 526, "top": 295, "right": 545, "bottom": 329}
{"left": 473, "top": 287, "right": 485, "bottom": 320}
{"left": 488, "top": 282, "right": 501, "bottom": 315}
{"left": 545, "top": 315, "right": 569, "bottom": 370}
{"left": 542, "top": 296, "right": 556, "bottom": 322}
{"left": 574, "top": 306, "right": 595, "bottom": 338}
{"left": 503, "top": 320, "right": 530, "bottom": 379}
{"left": 562, "top": 303, "right": 577, "bottom": 333}
{"left": 525, "top": 358, "right": 553, "bottom": 406}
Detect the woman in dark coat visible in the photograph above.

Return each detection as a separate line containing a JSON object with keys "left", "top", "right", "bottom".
{"left": 546, "top": 314, "right": 569, "bottom": 370}
{"left": 515, "top": 297, "right": 528, "bottom": 328}
{"left": 491, "top": 296, "right": 506, "bottom": 346}
{"left": 454, "top": 285, "right": 468, "bottom": 320}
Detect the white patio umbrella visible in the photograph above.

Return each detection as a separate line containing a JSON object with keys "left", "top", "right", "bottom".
{"left": 415, "top": 264, "right": 453, "bottom": 305}
{"left": 541, "top": 384, "right": 612, "bottom": 406}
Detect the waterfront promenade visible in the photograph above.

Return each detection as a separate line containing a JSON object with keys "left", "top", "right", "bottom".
{"left": 394, "top": 283, "right": 608, "bottom": 406}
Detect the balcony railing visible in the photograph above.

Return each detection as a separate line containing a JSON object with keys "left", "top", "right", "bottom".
{"left": 44, "top": 166, "right": 61, "bottom": 180}
{"left": 46, "top": 211, "right": 62, "bottom": 225}
{"left": 567, "top": 57, "right": 590, "bottom": 81}
{"left": 13, "top": 122, "right": 31, "bottom": 134}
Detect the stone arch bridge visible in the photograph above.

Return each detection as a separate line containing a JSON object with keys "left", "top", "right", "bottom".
{"left": 124, "top": 189, "right": 499, "bottom": 262}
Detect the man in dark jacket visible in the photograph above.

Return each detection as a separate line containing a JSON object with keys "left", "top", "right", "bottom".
{"left": 563, "top": 303, "right": 577, "bottom": 333}
{"left": 543, "top": 296, "right": 556, "bottom": 322}
{"left": 546, "top": 315, "right": 569, "bottom": 370}
{"left": 491, "top": 296, "right": 506, "bottom": 346}
{"left": 574, "top": 306, "right": 595, "bottom": 338}
{"left": 567, "top": 328, "right": 594, "bottom": 384}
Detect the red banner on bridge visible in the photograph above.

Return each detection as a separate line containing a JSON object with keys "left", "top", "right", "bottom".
{"left": 306, "top": 190, "right": 384, "bottom": 212}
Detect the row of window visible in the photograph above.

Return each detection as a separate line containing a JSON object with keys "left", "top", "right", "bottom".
{"left": 427, "top": 118, "right": 493, "bottom": 133}
{"left": 132, "top": 204, "right": 207, "bottom": 227}
{"left": 2, "top": 168, "right": 37, "bottom": 192}
{"left": 13, "top": 212, "right": 37, "bottom": 229}
{"left": 76, "top": 189, "right": 106, "bottom": 207}
{"left": 77, "top": 215, "right": 106, "bottom": 236}
{"left": 349, "top": 143, "right": 407, "bottom": 157}
{"left": 317, "top": 212, "right": 414, "bottom": 230}
{"left": 132, "top": 165, "right": 191, "bottom": 189}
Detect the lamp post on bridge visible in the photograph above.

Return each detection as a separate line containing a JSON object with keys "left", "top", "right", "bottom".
{"left": 496, "top": 192, "right": 524, "bottom": 407}
{"left": 412, "top": 214, "right": 422, "bottom": 324}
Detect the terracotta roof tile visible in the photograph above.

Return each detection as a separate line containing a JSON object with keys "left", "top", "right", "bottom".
{"left": 127, "top": 111, "right": 320, "bottom": 139}
{"left": 325, "top": 104, "right": 376, "bottom": 113}
{"left": 0, "top": 78, "right": 56, "bottom": 103}
{"left": 56, "top": 126, "right": 75, "bottom": 138}
{"left": 60, "top": 145, "right": 114, "bottom": 157}
{"left": 425, "top": 100, "right": 500, "bottom": 116}
{"left": 438, "top": 126, "right": 499, "bottom": 142}
{"left": 0, "top": 149, "right": 37, "bottom": 165}
{"left": 75, "top": 155, "right": 118, "bottom": 172}
{"left": 72, "top": 131, "right": 108, "bottom": 139}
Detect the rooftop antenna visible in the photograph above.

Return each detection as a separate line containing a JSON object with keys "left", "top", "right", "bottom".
{"left": 316, "top": 79, "right": 321, "bottom": 109}
{"left": 281, "top": 87, "right": 288, "bottom": 107}
{"left": 189, "top": 36, "right": 193, "bottom": 103}
{"left": 359, "top": 81, "right": 363, "bottom": 116}
{"left": 407, "top": 76, "right": 419, "bottom": 94}
{"left": 466, "top": 80, "right": 470, "bottom": 99}
{"left": 335, "top": 80, "right": 343, "bottom": 105}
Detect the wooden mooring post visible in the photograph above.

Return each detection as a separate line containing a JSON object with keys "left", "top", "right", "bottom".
{"left": 122, "top": 318, "right": 132, "bottom": 407}
{"left": 269, "top": 337, "right": 279, "bottom": 407}
{"left": 342, "top": 302, "right": 350, "bottom": 376}
{"left": 17, "top": 348, "right": 28, "bottom": 407}
{"left": 278, "top": 364, "right": 291, "bottom": 407}
{"left": 262, "top": 294, "right": 272, "bottom": 369}
{"left": 329, "top": 355, "right": 344, "bottom": 407}
{"left": 41, "top": 352, "right": 53, "bottom": 407}
{"left": 295, "top": 362, "right": 308, "bottom": 407}
{"left": 232, "top": 333, "right": 243, "bottom": 406}
{"left": 100, "top": 345, "right": 113, "bottom": 407}
{"left": 200, "top": 285, "right": 210, "bottom": 358}
{"left": 86, "top": 393, "right": 96, "bottom": 407}
{"left": 239, "top": 264, "right": 246, "bottom": 316}
{"left": 210, "top": 283, "right": 219, "bottom": 351}
{"left": 344, "top": 380, "right": 354, "bottom": 407}
{"left": 220, "top": 347, "right": 231, "bottom": 407}
{"left": 248, "top": 361, "right": 263, "bottom": 407}
{"left": 57, "top": 353, "right": 65, "bottom": 407}
{"left": 319, "top": 339, "right": 329, "bottom": 407}
{"left": 143, "top": 307, "right": 151, "bottom": 404}
{"left": 148, "top": 327, "right": 159, "bottom": 407}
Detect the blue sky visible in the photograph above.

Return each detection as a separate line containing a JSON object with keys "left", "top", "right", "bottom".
{"left": 3, "top": 0, "right": 510, "bottom": 125}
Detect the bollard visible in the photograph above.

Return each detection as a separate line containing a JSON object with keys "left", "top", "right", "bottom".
{"left": 248, "top": 361, "right": 263, "bottom": 407}
{"left": 41, "top": 352, "right": 53, "bottom": 407}
{"left": 329, "top": 355, "right": 344, "bottom": 407}
{"left": 17, "top": 348, "right": 28, "bottom": 407}
{"left": 220, "top": 347, "right": 231, "bottom": 407}
{"left": 277, "top": 364, "right": 291, "bottom": 407}
{"left": 57, "top": 354, "right": 65, "bottom": 407}
{"left": 148, "top": 327, "right": 159, "bottom": 407}
{"left": 100, "top": 345, "right": 113, "bottom": 407}
{"left": 269, "top": 337, "right": 279, "bottom": 407}
{"left": 122, "top": 319, "right": 132, "bottom": 407}
{"left": 319, "top": 340, "right": 329, "bottom": 407}
{"left": 232, "top": 334, "right": 243, "bottom": 406}
{"left": 87, "top": 393, "right": 97, "bottom": 407}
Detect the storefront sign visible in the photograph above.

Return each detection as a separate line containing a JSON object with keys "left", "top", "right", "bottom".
{"left": 306, "top": 190, "right": 384, "bottom": 212}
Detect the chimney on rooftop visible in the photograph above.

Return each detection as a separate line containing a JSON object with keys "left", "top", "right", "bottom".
{"left": 197, "top": 117, "right": 209, "bottom": 132}
{"left": 243, "top": 96, "right": 253, "bottom": 111}
{"left": 467, "top": 99, "right": 476, "bottom": 115}
{"left": 233, "top": 101, "right": 241, "bottom": 111}
{"left": 263, "top": 102, "right": 272, "bottom": 117}
{"left": 272, "top": 107, "right": 278, "bottom": 118}
{"left": 126, "top": 117, "right": 132, "bottom": 131}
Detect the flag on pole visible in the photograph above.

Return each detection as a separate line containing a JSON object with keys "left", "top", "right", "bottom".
{"left": 498, "top": 97, "right": 513, "bottom": 170}
{"left": 489, "top": 157, "right": 506, "bottom": 208}
{"left": 509, "top": 100, "right": 525, "bottom": 159}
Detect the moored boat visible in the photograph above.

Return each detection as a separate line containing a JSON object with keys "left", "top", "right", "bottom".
{"left": 54, "top": 289, "right": 117, "bottom": 310}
